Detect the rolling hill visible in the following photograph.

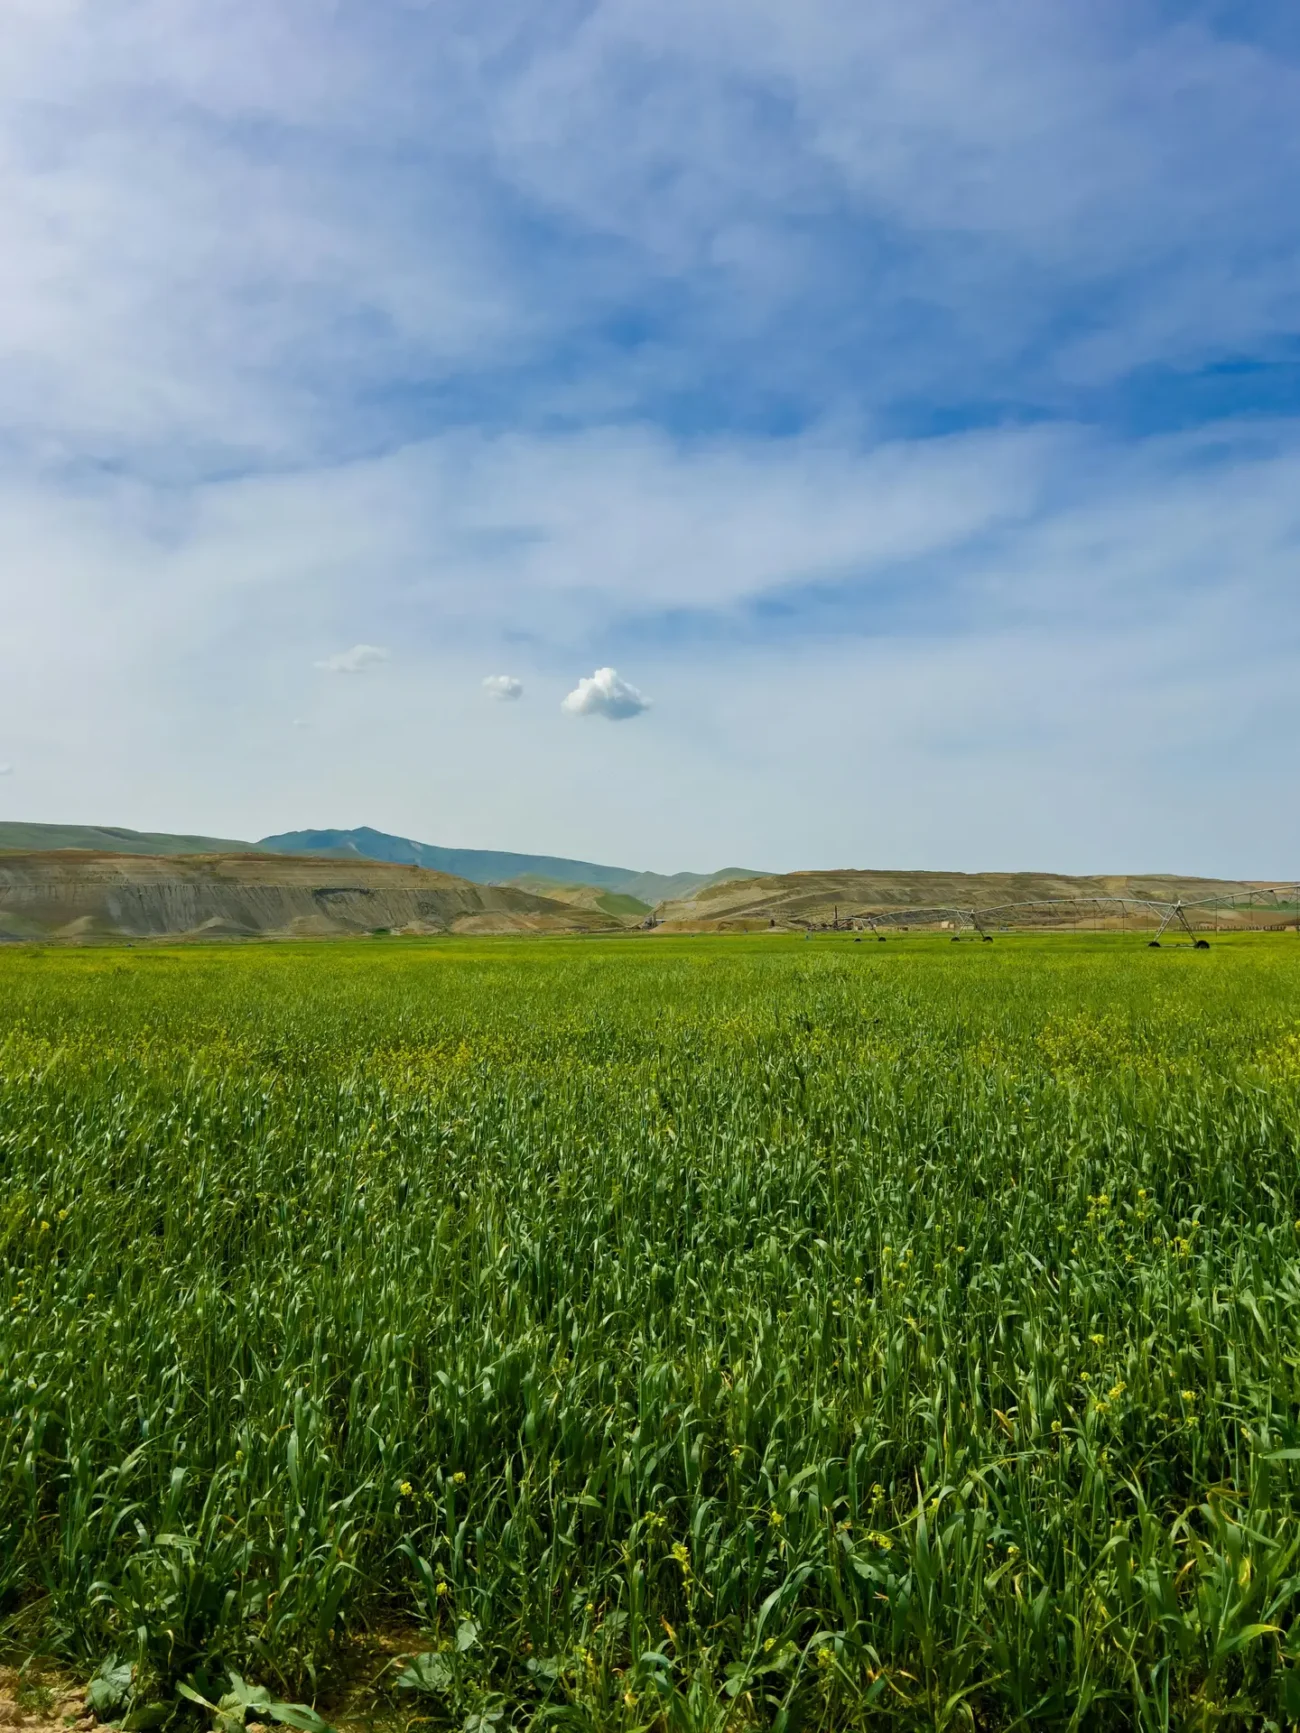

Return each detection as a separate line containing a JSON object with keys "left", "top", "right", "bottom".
{"left": 504, "top": 875, "right": 653, "bottom": 922}
{"left": 0, "top": 853, "right": 625, "bottom": 942}
{"left": 654, "top": 868, "right": 1297, "bottom": 931}
{"left": 0, "top": 822, "right": 766, "bottom": 902}
{"left": 0, "top": 822, "right": 259, "bottom": 856}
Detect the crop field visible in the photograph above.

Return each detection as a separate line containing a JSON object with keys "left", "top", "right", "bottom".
{"left": 2, "top": 934, "right": 1300, "bottom": 1730}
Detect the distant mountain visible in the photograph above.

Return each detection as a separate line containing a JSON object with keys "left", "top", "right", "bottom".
{"left": 0, "top": 822, "right": 258, "bottom": 856}
{"left": 619, "top": 867, "right": 764, "bottom": 904}
{"left": 0, "top": 820, "right": 766, "bottom": 906}
{"left": 256, "top": 826, "right": 765, "bottom": 903}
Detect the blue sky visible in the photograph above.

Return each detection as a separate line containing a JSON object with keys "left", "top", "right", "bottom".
{"left": 1, "top": 0, "right": 1297, "bottom": 874}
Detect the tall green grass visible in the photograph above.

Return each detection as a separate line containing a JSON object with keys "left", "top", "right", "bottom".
{"left": 1, "top": 934, "right": 1299, "bottom": 1729}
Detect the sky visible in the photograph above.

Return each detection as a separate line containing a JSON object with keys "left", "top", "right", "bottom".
{"left": 1, "top": 0, "right": 1298, "bottom": 876}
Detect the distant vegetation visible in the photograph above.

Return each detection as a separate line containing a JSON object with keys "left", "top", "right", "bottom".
{"left": 0, "top": 822, "right": 256, "bottom": 856}
{"left": 2, "top": 934, "right": 1300, "bottom": 1726}
{"left": 595, "top": 890, "right": 653, "bottom": 918}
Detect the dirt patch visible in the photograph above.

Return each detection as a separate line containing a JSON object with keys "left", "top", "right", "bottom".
{"left": 0, "top": 1666, "right": 93, "bottom": 1733}
{"left": 0, "top": 1626, "right": 427, "bottom": 1733}
{"left": 318, "top": 1623, "right": 427, "bottom": 1732}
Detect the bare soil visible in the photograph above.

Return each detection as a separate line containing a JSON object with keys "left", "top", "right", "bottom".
{"left": 0, "top": 1666, "right": 93, "bottom": 1733}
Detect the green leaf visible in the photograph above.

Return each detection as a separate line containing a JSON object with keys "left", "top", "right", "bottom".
{"left": 264, "top": 1704, "right": 333, "bottom": 1733}
{"left": 1216, "top": 1621, "right": 1280, "bottom": 1658}
{"left": 89, "top": 1660, "right": 135, "bottom": 1719}
{"left": 462, "top": 1697, "right": 505, "bottom": 1733}
{"left": 456, "top": 1619, "right": 480, "bottom": 1653}
{"left": 222, "top": 1675, "right": 272, "bottom": 1711}
{"left": 196, "top": 1676, "right": 331, "bottom": 1733}
{"left": 176, "top": 1686, "right": 216, "bottom": 1713}
{"left": 396, "top": 1654, "right": 454, "bottom": 1695}
{"left": 120, "top": 1706, "right": 170, "bottom": 1731}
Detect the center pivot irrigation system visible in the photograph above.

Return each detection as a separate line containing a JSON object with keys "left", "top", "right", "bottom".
{"left": 809, "top": 887, "right": 1300, "bottom": 947}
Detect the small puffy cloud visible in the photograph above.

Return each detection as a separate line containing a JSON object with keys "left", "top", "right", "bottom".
{"left": 561, "top": 666, "right": 650, "bottom": 720}
{"left": 483, "top": 674, "right": 524, "bottom": 701}
{"left": 0, "top": 764, "right": 12, "bottom": 776}
{"left": 314, "top": 644, "right": 389, "bottom": 674}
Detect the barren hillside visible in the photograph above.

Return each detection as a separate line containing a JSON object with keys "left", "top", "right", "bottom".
{"left": 0, "top": 852, "right": 624, "bottom": 941}
{"left": 504, "top": 875, "right": 652, "bottom": 921}
{"left": 654, "top": 868, "right": 1297, "bottom": 931}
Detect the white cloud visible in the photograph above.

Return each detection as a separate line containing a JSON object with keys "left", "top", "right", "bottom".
{"left": 314, "top": 643, "right": 389, "bottom": 674}
{"left": 0, "top": 764, "right": 12, "bottom": 776}
{"left": 483, "top": 674, "right": 524, "bottom": 701}
{"left": 561, "top": 667, "right": 650, "bottom": 720}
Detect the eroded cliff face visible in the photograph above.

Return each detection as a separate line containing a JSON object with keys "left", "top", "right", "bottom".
{"left": 0, "top": 852, "right": 622, "bottom": 940}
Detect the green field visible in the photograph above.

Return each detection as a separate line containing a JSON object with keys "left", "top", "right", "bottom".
{"left": 2, "top": 934, "right": 1300, "bottom": 1729}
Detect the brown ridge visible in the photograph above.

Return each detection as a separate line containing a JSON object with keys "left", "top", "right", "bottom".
{"left": 0, "top": 851, "right": 624, "bottom": 941}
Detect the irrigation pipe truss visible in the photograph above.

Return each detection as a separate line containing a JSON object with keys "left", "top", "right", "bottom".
{"left": 818, "top": 887, "right": 1300, "bottom": 946}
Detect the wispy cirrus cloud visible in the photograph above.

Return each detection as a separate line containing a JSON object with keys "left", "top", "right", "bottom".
{"left": 0, "top": 2, "right": 1296, "bottom": 869}
{"left": 314, "top": 644, "right": 389, "bottom": 674}
{"left": 2, "top": 0, "right": 1298, "bottom": 475}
